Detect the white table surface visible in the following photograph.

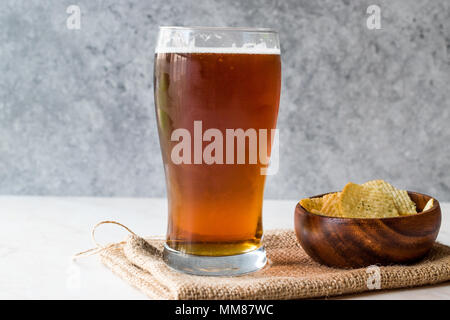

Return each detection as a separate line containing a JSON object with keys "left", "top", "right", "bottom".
{"left": 0, "top": 196, "right": 449, "bottom": 300}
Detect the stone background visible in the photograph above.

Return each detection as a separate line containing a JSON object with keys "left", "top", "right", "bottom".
{"left": 0, "top": 0, "right": 449, "bottom": 200}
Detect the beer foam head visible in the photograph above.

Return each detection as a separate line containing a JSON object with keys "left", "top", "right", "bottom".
{"left": 155, "top": 42, "right": 280, "bottom": 55}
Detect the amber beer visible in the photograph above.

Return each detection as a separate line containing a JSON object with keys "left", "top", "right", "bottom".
{"left": 154, "top": 28, "right": 280, "bottom": 275}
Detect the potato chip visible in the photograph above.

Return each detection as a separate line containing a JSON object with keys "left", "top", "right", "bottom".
{"left": 299, "top": 179, "right": 420, "bottom": 219}
{"left": 363, "top": 180, "right": 416, "bottom": 215}
{"left": 299, "top": 197, "right": 323, "bottom": 212}
{"left": 320, "top": 192, "right": 342, "bottom": 217}
{"left": 422, "top": 198, "right": 434, "bottom": 212}
{"left": 340, "top": 182, "right": 399, "bottom": 218}
{"left": 310, "top": 208, "right": 326, "bottom": 216}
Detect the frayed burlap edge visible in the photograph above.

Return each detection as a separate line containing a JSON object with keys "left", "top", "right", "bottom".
{"left": 100, "top": 230, "right": 450, "bottom": 300}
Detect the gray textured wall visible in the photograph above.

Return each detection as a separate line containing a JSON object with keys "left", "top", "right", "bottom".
{"left": 0, "top": 0, "right": 449, "bottom": 200}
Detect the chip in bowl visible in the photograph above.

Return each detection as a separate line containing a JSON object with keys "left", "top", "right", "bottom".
{"left": 340, "top": 182, "right": 399, "bottom": 218}
{"left": 363, "top": 180, "right": 416, "bottom": 215}
{"left": 299, "top": 179, "right": 420, "bottom": 219}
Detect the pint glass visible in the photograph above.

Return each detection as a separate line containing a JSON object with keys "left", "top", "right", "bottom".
{"left": 154, "top": 27, "right": 281, "bottom": 275}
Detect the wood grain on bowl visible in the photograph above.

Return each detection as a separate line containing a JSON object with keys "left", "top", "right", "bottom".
{"left": 294, "top": 191, "right": 441, "bottom": 268}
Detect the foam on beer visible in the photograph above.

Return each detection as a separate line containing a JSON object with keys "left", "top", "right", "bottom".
{"left": 155, "top": 43, "right": 280, "bottom": 55}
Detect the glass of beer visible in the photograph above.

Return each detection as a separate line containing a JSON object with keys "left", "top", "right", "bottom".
{"left": 154, "top": 27, "right": 281, "bottom": 276}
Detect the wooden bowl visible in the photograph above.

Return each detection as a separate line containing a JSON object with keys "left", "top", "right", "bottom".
{"left": 294, "top": 191, "right": 441, "bottom": 268}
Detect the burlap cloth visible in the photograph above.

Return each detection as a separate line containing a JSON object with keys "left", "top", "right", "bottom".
{"left": 100, "top": 229, "right": 450, "bottom": 299}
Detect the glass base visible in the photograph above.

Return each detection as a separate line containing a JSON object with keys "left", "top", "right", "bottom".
{"left": 162, "top": 244, "right": 267, "bottom": 276}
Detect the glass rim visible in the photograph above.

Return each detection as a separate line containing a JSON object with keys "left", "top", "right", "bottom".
{"left": 159, "top": 26, "right": 278, "bottom": 34}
